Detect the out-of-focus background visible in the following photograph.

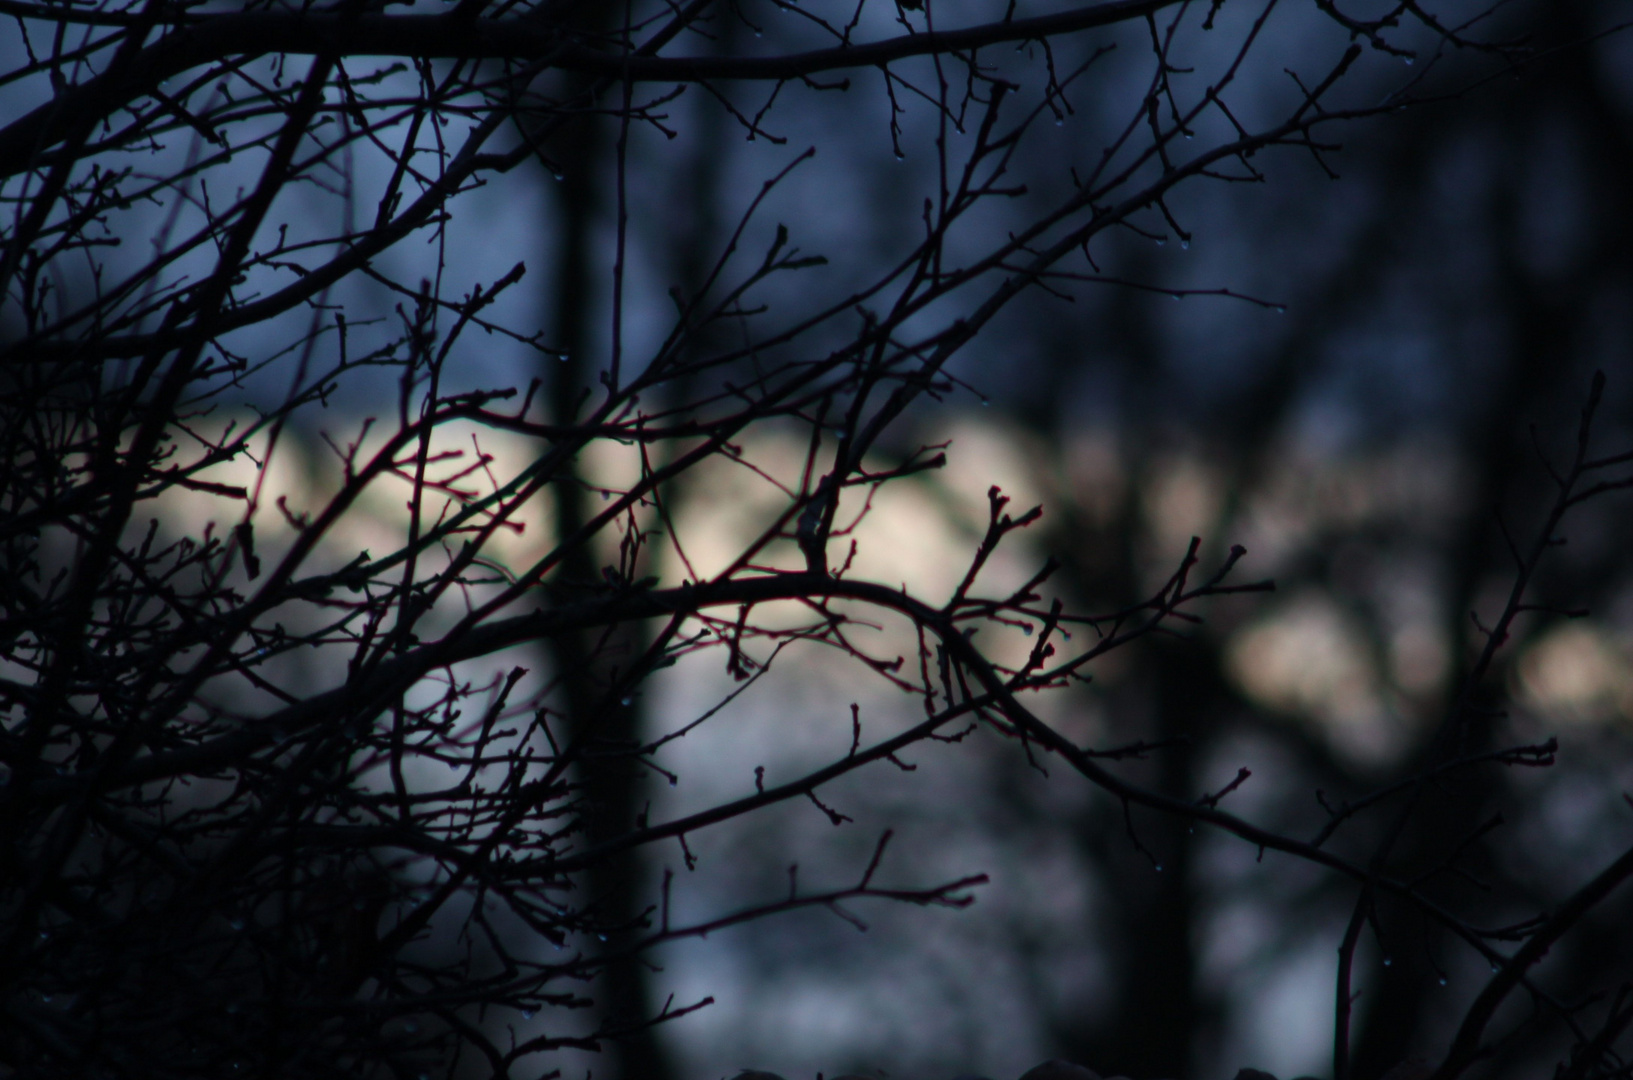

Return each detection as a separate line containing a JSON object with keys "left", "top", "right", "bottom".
{"left": 590, "top": 4, "right": 1633, "bottom": 1079}
{"left": 8, "top": 1, "right": 1633, "bottom": 1078}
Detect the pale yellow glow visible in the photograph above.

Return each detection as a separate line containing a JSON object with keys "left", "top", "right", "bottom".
{"left": 1518, "top": 623, "right": 1633, "bottom": 725}
{"left": 1225, "top": 592, "right": 1403, "bottom": 765}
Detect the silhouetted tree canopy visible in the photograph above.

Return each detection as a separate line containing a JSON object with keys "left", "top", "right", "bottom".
{"left": 3, "top": 2, "right": 1633, "bottom": 1079}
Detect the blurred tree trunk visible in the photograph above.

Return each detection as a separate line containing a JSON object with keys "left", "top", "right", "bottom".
{"left": 543, "top": 91, "right": 677, "bottom": 1080}
{"left": 1028, "top": 283, "right": 1216, "bottom": 1075}
{"left": 1350, "top": 38, "right": 1618, "bottom": 1071}
{"left": 539, "top": 20, "right": 738, "bottom": 1076}
{"left": 1079, "top": 638, "right": 1220, "bottom": 1080}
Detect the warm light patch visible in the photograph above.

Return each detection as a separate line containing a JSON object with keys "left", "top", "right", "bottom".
{"left": 1389, "top": 621, "right": 1449, "bottom": 696}
{"left": 1144, "top": 452, "right": 1223, "bottom": 558}
{"left": 1517, "top": 622, "right": 1633, "bottom": 726}
{"left": 155, "top": 413, "right": 558, "bottom": 579}
{"left": 1225, "top": 592, "right": 1402, "bottom": 765}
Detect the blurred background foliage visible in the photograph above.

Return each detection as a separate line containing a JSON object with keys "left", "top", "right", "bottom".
{"left": 545, "top": 3, "right": 1633, "bottom": 1079}
{"left": 6, "top": 0, "right": 1633, "bottom": 1077}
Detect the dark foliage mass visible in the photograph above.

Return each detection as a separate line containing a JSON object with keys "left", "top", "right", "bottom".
{"left": 3, "top": 1, "right": 1633, "bottom": 1079}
